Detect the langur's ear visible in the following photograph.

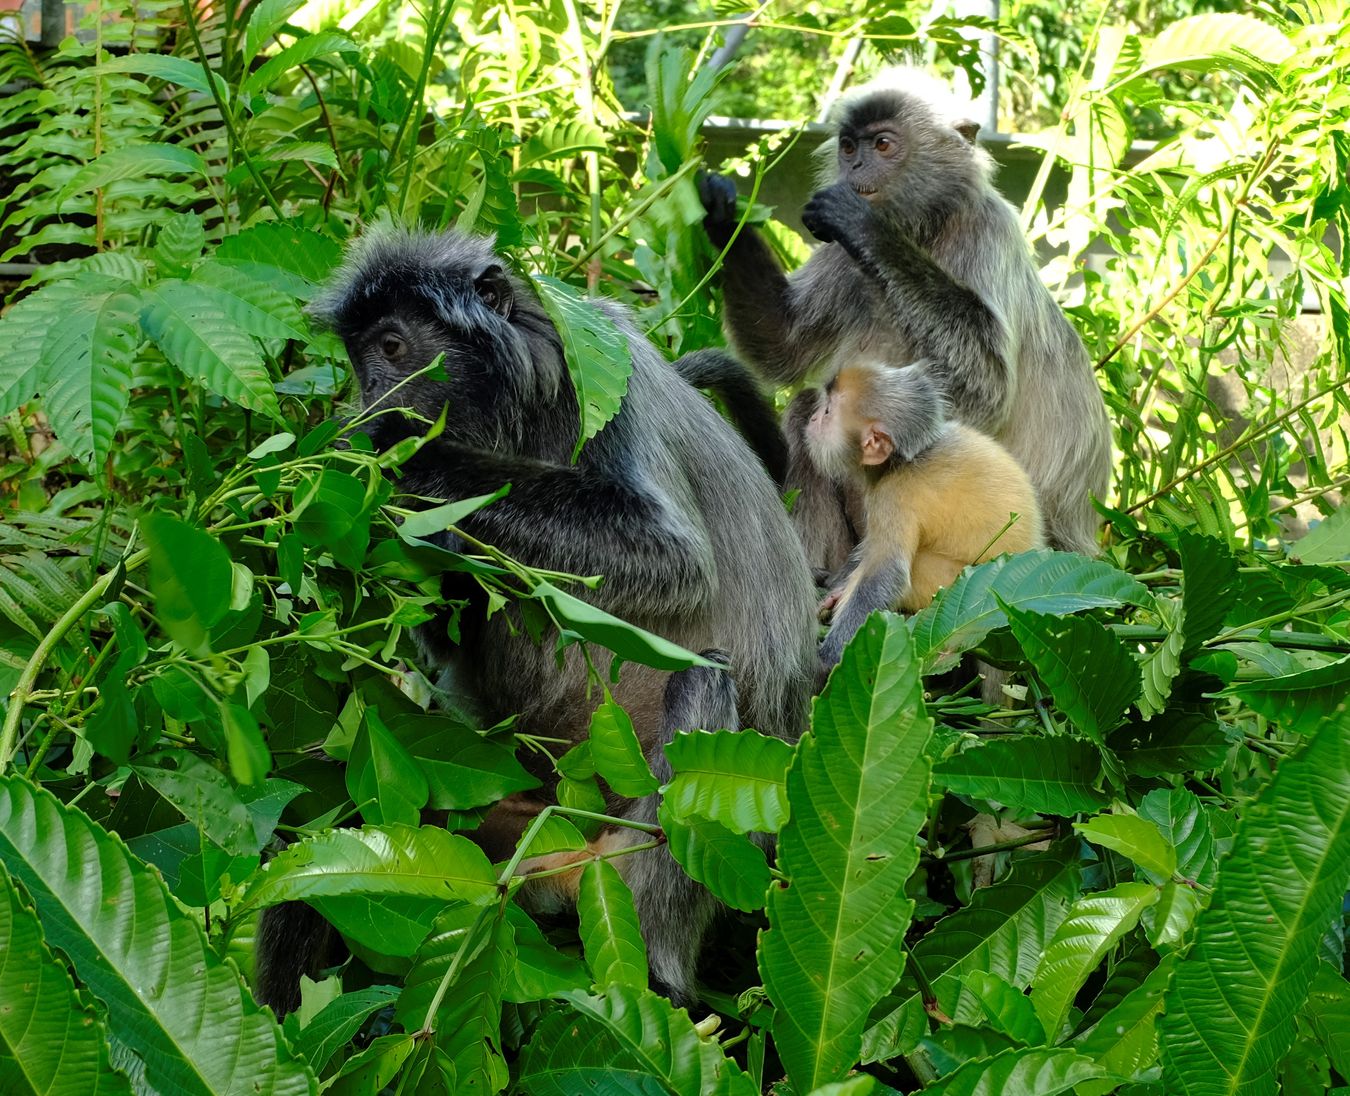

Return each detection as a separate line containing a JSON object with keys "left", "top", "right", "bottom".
{"left": 954, "top": 118, "right": 981, "bottom": 144}
{"left": 474, "top": 264, "right": 514, "bottom": 317}
{"left": 860, "top": 424, "right": 894, "bottom": 465}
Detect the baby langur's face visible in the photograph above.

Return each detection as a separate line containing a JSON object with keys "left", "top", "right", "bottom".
{"left": 806, "top": 383, "right": 864, "bottom": 482}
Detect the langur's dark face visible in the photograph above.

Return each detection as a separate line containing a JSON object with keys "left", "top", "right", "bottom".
{"left": 834, "top": 90, "right": 980, "bottom": 203}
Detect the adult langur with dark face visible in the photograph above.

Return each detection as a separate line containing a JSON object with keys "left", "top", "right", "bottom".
{"left": 700, "top": 68, "right": 1111, "bottom": 571}
{"left": 253, "top": 228, "right": 818, "bottom": 1016}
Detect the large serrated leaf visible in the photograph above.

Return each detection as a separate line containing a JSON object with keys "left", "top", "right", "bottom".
{"left": 1030, "top": 883, "right": 1160, "bottom": 1039}
{"left": 57, "top": 144, "right": 206, "bottom": 207}
{"left": 0, "top": 775, "right": 316, "bottom": 1096}
{"left": 142, "top": 279, "right": 280, "bottom": 416}
{"left": 935, "top": 736, "right": 1108, "bottom": 816}
{"left": 533, "top": 276, "right": 633, "bottom": 460}
{"left": 761, "top": 614, "right": 933, "bottom": 1091}
{"left": 38, "top": 290, "right": 139, "bottom": 472}
{"left": 577, "top": 858, "right": 647, "bottom": 990}
{"left": 1139, "top": 13, "right": 1293, "bottom": 76}
{"left": 0, "top": 280, "right": 103, "bottom": 417}
{"left": 1073, "top": 955, "right": 1175, "bottom": 1096}
{"left": 240, "top": 824, "right": 496, "bottom": 912}
{"left": 1221, "top": 655, "right": 1350, "bottom": 735}
{"left": 920, "top": 1046, "right": 1112, "bottom": 1095}
{"left": 215, "top": 224, "right": 341, "bottom": 285}
{"left": 658, "top": 801, "right": 771, "bottom": 912}
{"left": 909, "top": 550, "right": 1149, "bottom": 674}
{"left": 1159, "top": 708, "right": 1350, "bottom": 1096}
{"left": 190, "top": 260, "right": 308, "bottom": 341}
{"left": 1005, "top": 606, "right": 1140, "bottom": 744}
{"left": 242, "top": 31, "right": 359, "bottom": 96}
{"left": 0, "top": 866, "right": 134, "bottom": 1096}
{"left": 863, "top": 852, "right": 1081, "bottom": 1062}
{"left": 662, "top": 728, "right": 793, "bottom": 834}
{"left": 1138, "top": 787, "right": 1215, "bottom": 884}
{"left": 516, "top": 984, "right": 757, "bottom": 1096}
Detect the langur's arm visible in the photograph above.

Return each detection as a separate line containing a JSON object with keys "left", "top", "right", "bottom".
{"left": 802, "top": 184, "right": 1014, "bottom": 432}
{"left": 818, "top": 552, "right": 910, "bottom": 667}
{"left": 402, "top": 442, "right": 715, "bottom": 616}
{"left": 701, "top": 174, "right": 837, "bottom": 386}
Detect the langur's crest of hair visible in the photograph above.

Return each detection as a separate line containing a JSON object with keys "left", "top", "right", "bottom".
{"left": 847, "top": 362, "right": 950, "bottom": 464}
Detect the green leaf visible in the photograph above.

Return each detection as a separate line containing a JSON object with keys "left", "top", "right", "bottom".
{"left": 222, "top": 703, "right": 271, "bottom": 785}
{"left": 1137, "top": 787, "right": 1215, "bottom": 883}
{"left": 132, "top": 751, "right": 259, "bottom": 856}
{"left": 141, "top": 280, "right": 280, "bottom": 416}
{"left": 243, "top": 0, "right": 305, "bottom": 62}
{"left": 1031, "top": 883, "right": 1159, "bottom": 1039}
{"left": 323, "top": 1033, "right": 414, "bottom": 1092}
{"left": 1005, "top": 606, "right": 1140, "bottom": 743}
{"left": 957, "top": 971, "right": 1046, "bottom": 1046}
{"left": 396, "top": 489, "right": 509, "bottom": 542}
{"left": 347, "top": 711, "right": 429, "bottom": 826}
{"left": 920, "top": 1046, "right": 1112, "bottom": 1096}
{"left": 240, "top": 824, "right": 497, "bottom": 912}
{"left": 242, "top": 32, "right": 360, "bottom": 96}
{"left": 1073, "top": 955, "right": 1175, "bottom": 1096}
{"left": 761, "top": 614, "right": 933, "bottom": 1092}
{"left": 1142, "top": 881, "right": 1202, "bottom": 950}
{"left": 1110, "top": 710, "right": 1232, "bottom": 777}
{"left": 1074, "top": 814, "right": 1177, "bottom": 881}
{"left": 516, "top": 984, "right": 757, "bottom": 1096}
{"left": 577, "top": 858, "right": 647, "bottom": 990}
{"left": 505, "top": 904, "right": 589, "bottom": 1001}
{"left": 1290, "top": 505, "right": 1350, "bottom": 565}
{"left": 0, "top": 866, "right": 134, "bottom": 1096}
{"left": 394, "top": 906, "right": 510, "bottom": 1095}
{"left": 909, "top": 550, "right": 1149, "bottom": 674}
{"left": 1304, "top": 963, "right": 1350, "bottom": 1079}
{"left": 532, "top": 581, "right": 713, "bottom": 672}
{"left": 57, "top": 144, "right": 206, "bottom": 207}
{"left": 39, "top": 290, "right": 139, "bottom": 472}
{"left": 1139, "top": 13, "right": 1293, "bottom": 76}
{"left": 291, "top": 469, "right": 374, "bottom": 570}
{"left": 863, "top": 852, "right": 1080, "bottom": 1062}
{"left": 294, "top": 985, "right": 399, "bottom": 1073}
{"left": 189, "top": 259, "right": 308, "bottom": 341}
{"left": 1160, "top": 709, "right": 1350, "bottom": 1096}
{"left": 154, "top": 212, "right": 206, "bottom": 277}
{"left": 215, "top": 223, "right": 341, "bottom": 285}
{"left": 98, "top": 54, "right": 227, "bottom": 99}
{"left": 588, "top": 690, "right": 657, "bottom": 798}
{"left": 658, "top": 801, "right": 771, "bottom": 912}
{"left": 0, "top": 280, "right": 100, "bottom": 417}
{"left": 141, "top": 512, "right": 233, "bottom": 656}
{"left": 935, "top": 737, "right": 1108, "bottom": 816}
{"left": 0, "top": 775, "right": 316, "bottom": 1096}
{"left": 533, "top": 276, "right": 634, "bottom": 460}
{"left": 662, "top": 728, "right": 793, "bottom": 834}
{"left": 1222, "top": 655, "right": 1350, "bottom": 734}
{"left": 396, "top": 715, "right": 540, "bottom": 811}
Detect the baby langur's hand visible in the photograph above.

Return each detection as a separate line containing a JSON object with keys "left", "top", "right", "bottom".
{"left": 818, "top": 588, "right": 843, "bottom": 623}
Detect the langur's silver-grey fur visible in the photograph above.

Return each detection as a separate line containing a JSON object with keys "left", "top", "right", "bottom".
{"left": 702, "top": 67, "right": 1110, "bottom": 568}
{"left": 254, "top": 227, "right": 817, "bottom": 1014}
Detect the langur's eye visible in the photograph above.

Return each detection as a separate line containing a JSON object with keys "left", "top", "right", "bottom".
{"left": 839, "top": 137, "right": 857, "bottom": 157}
{"left": 875, "top": 134, "right": 894, "bottom": 154}
{"left": 380, "top": 333, "right": 407, "bottom": 361}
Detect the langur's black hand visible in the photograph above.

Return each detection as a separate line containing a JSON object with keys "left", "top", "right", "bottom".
{"left": 699, "top": 172, "right": 740, "bottom": 245}
{"left": 801, "top": 183, "right": 872, "bottom": 252}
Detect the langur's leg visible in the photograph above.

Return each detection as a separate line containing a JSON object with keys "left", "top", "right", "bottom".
{"left": 615, "top": 653, "right": 738, "bottom": 1005}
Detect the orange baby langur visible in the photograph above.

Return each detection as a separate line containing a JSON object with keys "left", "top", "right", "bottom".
{"left": 807, "top": 362, "right": 1044, "bottom": 668}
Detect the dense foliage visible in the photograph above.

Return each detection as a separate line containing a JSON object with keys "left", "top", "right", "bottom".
{"left": 0, "top": 1, "right": 1347, "bottom": 1093}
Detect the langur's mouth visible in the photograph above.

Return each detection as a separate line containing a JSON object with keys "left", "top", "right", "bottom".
{"left": 851, "top": 185, "right": 879, "bottom": 199}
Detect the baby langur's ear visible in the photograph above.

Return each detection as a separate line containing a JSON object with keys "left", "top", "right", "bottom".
{"left": 954, "top": 118, "right": 981, "bottom": 144}
{"left": 860, "top": 423, "right": 895, "bottom": 466}
{"left": 474, "top": 264, "right": 514, "bottom": 318}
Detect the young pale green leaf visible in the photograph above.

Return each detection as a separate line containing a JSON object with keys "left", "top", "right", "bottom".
{"left": 658, "top": 801, "right": 771, "bottom": 912}
{"left": 132, "top": 750, "right": 259, "bottom": 856}
{"left": 240, "top": 824, "right": 497, "bottom": 912}
{"left": 1031, "top": 883, "right": 1160, "bottom": 1039}
{"left": 935, "top": 737, "right": 1108, "bottom": 816}
{"left": 347, "top": 711, "right": 429, "bottom": 827}
{"left": 577, "top": 858, "right": 647, "bottom": 990}
{"left": 1289, "top": 505, "right": 1350, "bottom": 565}
{"left": 909, "top": 550, "right": 1149, "bottom": 674}
{"left": 957, "top": 971, "right": 1047, "bottom": 1046}
{"left": 0, "top": 775, "right": 316, "bottom": 1096}
{"left": 394, "top": 905, "right": 511, "bottom": 1095}
{"left": 533, "top": 276, "right": 634, "bottom": 460}
{"left": 1072, "top": 955, "right": 1175, "bottom": 1096}
{"left": 39, "top": 290, "right": 139, "bottom": 472}
{"left": 920, "top": 1046, "right": 1113, "bottom": 1096}
{"left": 293, "top": 985, "right": 399, "bottom": 1074}
{"left": 1160, "top": 709, "right": 1350, "bottom": 1096}
{"left": 588, "top": 690, "right": 657, "bottom": 798}
{"left": 532, "top": 581, "right": 713, "bottom": 672}
{"left": 662, "top": 728, "right": 793, "bottom": 834}
{"left": 516, "top": 984, "right": 757, "bottom": 1096}
{"left": 242, "top": 31, "right": 359, "bottom": 96}
{"left": 1139, "top": 13, "right": 1293, "bottom": 76}
{"left": 863, "top": 852, "right": 1081, "bottom": 1062}
{"left": 0, "top": 866, "right": 134, "bottom": 1096}
{"left": 1222, "top": 655, "right": 1350, "bottom": 735}
{"left": 141, "top": 280, "right": 280, "bottom": 416}
{"left": 396, "top": 488, "right": 509, "bottom": 542}
{"left": 141, "top": 512, "right": 233, "bottom": 656}
{"left": 761, "top": 613, "right": 933, "bottom": 1092}
{"left": 1074, "top": 814, "right": 1177, "bottom": 881}
{"left": 1142, "top": 881, "right": 1203, "bottom": 950}
{"left": 1137, "top": 787, "right": 1215, "bottom": 883}
{"left": 220, "top": 703, "right": 271, "bottom": 785}
{"left": 57, "top": 144, "right": 207, "bottom": 207}
{"left": 1005, "top": 605, "right": 1140, "bottom": 743}
{"left": 517, "top": 814, "right": 587, "bottom": 859}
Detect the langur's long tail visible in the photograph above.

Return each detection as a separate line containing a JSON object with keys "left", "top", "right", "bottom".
{"left": 673, "top": 348, "right": 789, "bottom": 488}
